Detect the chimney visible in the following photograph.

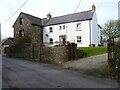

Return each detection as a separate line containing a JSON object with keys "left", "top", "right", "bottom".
{"left": 47, "top": 13, "right": 52, "bottom": 19}
{"left": 92, "top": 4, "right": 96, "bottom": 11}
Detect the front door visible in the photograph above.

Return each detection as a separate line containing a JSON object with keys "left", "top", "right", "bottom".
{"left": 59, "top": 35, "right": 66, "bottom": 46}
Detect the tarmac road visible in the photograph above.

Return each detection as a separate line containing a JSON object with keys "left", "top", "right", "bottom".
{"left": 0, "top": 55, "right": 2, "bottom": 89}
{"left": 2, "top": 56, "right": 118, "bottom": 88}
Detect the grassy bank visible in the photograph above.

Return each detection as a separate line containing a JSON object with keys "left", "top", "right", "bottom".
{"left": 100, "top": 64, "right": 118, "bottom": 79}
{"left": 77, "top": 47, "right": 107, "bottom": 58}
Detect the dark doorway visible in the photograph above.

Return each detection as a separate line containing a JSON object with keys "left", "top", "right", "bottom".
{"left": 59, "top": 35, "right": 66, "bottom": 46}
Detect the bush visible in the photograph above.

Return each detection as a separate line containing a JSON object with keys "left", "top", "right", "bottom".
{"left": 7, "top": 36, "right": 31, "bottom": 56}
{"left": 16, "top": 36, "right": 32, "bottom": 44}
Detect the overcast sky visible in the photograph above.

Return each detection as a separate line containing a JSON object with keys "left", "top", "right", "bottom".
{"left": 0, "top": 0, "right": 119, "bottom": 39}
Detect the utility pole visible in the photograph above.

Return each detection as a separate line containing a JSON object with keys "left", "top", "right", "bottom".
{"left": 0, "top": 23, "right": 1, "bottom": 44}
{"left": 0, "top": 22, "right": 2, "bottom": 90}
{"left": 0, "top": 23, "right": 1, "bottom": 54}
{"left": 118, "top": 1, "right": 120, "bottom": 90}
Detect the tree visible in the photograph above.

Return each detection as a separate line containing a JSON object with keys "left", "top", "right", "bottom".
{"left": 102, "top": 20, "right": 119, "bottom": 39}
{"left": 102, "top": 20, "right": 120, "bottom": 66}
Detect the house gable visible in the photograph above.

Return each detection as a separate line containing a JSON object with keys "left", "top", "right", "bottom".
{"left": 13, "top": 12, "right": 43, "bottom": 43}
{"left": 13, "top": 12, "right": 33, "bottom": 28}
{"left": 13, "top": 12, "right": 42, "bottom": 27}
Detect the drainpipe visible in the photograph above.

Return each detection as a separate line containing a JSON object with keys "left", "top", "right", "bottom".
{"left": 89, "top": 20, "right": 92, "bottom": 45}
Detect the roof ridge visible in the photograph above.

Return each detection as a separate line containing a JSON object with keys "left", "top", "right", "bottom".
{"left": 21, "top": 12, "right": 41, "bottom": 20}
{"left": 47, "top": 10, "right": 93, "bottom": 19}
{"left": 18, "top": 10, "right": 94, "bottom": 26}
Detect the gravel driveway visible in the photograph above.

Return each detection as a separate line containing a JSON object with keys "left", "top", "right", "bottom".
{"left": 64, "top": 54, "right": 108, "bottom": 77}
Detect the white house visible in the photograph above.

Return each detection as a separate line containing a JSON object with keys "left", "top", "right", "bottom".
{"left": 13, "top": 4, "right": 101, "bottom": 47}
{"left": 43, "top": 5, "right": 101, "bottom": 47}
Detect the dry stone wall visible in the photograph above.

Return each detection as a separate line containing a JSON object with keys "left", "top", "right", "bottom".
{"left": 7, "top": 43, "right": 83, "bottom": 64}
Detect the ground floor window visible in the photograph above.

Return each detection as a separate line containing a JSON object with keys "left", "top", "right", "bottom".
{"left": 49, "top": 38, "right": 53, "bottom": 44}
{"left": 19, "top": 30, "right": 25, "bottom": 37}
{"left": 77, "top": 36, "right": 82, "bottom": 43}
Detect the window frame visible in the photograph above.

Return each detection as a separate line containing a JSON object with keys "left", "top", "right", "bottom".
{"left": 20, "top": 18, "right": 24, "bottom": 25}
{"left": 49, "top": 38, "right": 53, "bottom": 44}
{"left": 19, "top": 30, "right": 25, "bottom": 37}
{"left": 59, "top": 26, "right": 62, "bottom": 30}
{"left": 76, "top": 36, "right": 82, "bottom": 43}
{"left": 49, "top": 27, "right": 53, "bottom": 33}
{"left": 76, "top": 23, "right": 82, "bottom": 31}
{"left": 63, "top": 25, "right": 65, "bottom": 30}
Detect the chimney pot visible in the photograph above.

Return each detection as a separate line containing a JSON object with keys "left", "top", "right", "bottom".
{"left": 92, "top": 4, "right": 96, "bottom": 11}
{"left": 47, "top": 13, "right": 52, "bottom": 19}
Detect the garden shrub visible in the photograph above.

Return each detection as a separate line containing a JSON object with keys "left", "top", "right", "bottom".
{"left": 7, "top": 36, "right": 31, "bottom": 56}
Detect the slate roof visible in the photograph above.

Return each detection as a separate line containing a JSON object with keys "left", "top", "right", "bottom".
{"left": 1, "top": 38, "right": 14, "bottom": 46}
{"left": 21, "top": 12, "right": 42, "bottom": 26}
{"left": 17, "top": 10, "right": 94, "bottom": 27}
{"left": 42, "top": 10, "right": 94, "bottom": 26}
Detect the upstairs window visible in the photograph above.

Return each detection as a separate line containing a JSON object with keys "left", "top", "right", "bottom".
{"left": 77, "top": 36, "right": 82, "bottom": 43}
{"left": 76, "top": 23, "right": 82, "bottom": 31}
{"left": 50, "top": 38, "right": 53, "bottom": 44}
{"left": 59, "top": 26, "right": 62, "bottom": 30}
{"left": 63, "top": 25, "right": 65, "bottom": 29}
{"left": 20, "top": 18, "right": 24, "bottom": 25}
{"left": 19, "top": 30, "right": 25, "bottom": 37}
{"left": 49, "top": 27, "right": 53, "bottom": 33}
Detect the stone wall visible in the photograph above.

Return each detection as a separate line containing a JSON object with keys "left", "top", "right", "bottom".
{"left": 40, "top": 47, "right": 69, "bottom": 63}
{"left": 7, "top": 43, "right": 83, "bottom": 64}
{"left": 13, "top": 13, "right": 43, "bottom": 43}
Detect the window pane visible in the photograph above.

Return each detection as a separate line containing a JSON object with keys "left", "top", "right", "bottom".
{"left": 59, "top": 26, "right": 62, "bottom": 30}
{"left": 76, "top": 23, "right": 82, "bottom": 31}
{"left": 19, "top": 30, "right": 24, "bottom": 37}
{"left": 49, "top": 27, "right": 53, "bottom": 32}
{"left": 63, "top": 25, "right": 65, "bottom": 29}
{"left": 50, "top": 38, "right": 53, "bottom": 44}
{"left": 77, "top": 36, "right": 82, "bottom": 42}
{"left": 20, "top": 18, "right": 23, "bottom": 25}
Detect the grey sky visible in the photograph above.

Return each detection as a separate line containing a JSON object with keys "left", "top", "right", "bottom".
{"left": 0, "top": 0, "right": 119, "bottom": 39}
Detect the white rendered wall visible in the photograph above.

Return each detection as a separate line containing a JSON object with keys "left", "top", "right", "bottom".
{"left": 74, "top": 20, "right": 90, "bottom": 47}
{"left": 91, "top": 11, "right": 100, "bottom": 46}
{"left": 43, "top": 20, "right": 91, "bottom": 47}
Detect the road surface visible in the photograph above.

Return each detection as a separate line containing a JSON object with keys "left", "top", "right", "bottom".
{"left": 0, "top": 54, "right": 2, "bottom": 89}
{"left": 2, "top": 56, "right": 118, "bottom": 88}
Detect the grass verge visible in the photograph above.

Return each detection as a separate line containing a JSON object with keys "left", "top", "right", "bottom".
{"left": 77, "top": 47, "right": 107, "bottom": 58}
{"left": 100, "top": 64, "right": 118, "bottom": 79}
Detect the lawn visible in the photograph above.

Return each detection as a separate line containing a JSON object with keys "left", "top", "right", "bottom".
{"left": 77, "top": 47, "right": 107, "bottom": 58}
